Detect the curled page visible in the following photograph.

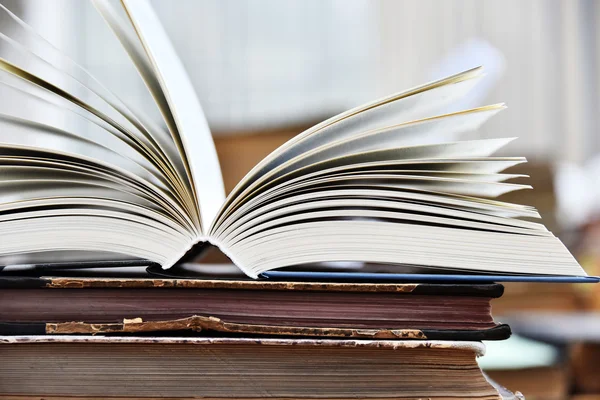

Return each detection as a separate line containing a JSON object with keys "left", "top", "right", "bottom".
{"left": 120, "top": 0, "right": 226, "bottom": 232}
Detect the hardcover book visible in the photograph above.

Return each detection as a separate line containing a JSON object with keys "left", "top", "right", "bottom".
{"left": 0, "top": 336, "right": 523, "bottom": 399}
{"left": 0, "top": 276, "right": 510, "bottom": 340}
{"left": 0, "top": 0, "right": 586, "bottom": 280}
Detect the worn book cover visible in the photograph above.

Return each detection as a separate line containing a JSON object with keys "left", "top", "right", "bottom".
{"left": 0, "top": 336, "right": 521, "bottom": 399}
{"left": 0, "top": 276, "right": 510, "bottom": 340}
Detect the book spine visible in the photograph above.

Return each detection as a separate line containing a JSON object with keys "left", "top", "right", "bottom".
{"left": 0, "top": 317, "right": 512, "bottom": 341}
{"left": 0, "top": 322, "right": 46, "bottom": 335}
{"left": 0, "top": 276, "right": 50, "bottom": 289}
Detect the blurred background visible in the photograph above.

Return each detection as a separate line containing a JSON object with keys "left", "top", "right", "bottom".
{"left": 3, "top": 1, "right": 600, "bottom": 398}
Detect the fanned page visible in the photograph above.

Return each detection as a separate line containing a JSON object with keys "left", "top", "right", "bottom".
{"left": 117, "top": 0, "right": 226, "bottom": 230}
{"left": 0, "top": 0, "right": 586, "bottom": 280}
{"left": 209, "top": 70, "right": 585, "bottom": 278}
{"left": 0, "top": 0, "right": 228, "bottom": 268}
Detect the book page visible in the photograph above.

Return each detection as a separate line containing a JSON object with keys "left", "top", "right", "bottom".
{"left": 0, "top": 0, "right": 229, "bottom": 268}
{"left": 262, "top": 105, "right": 505, "bottom": 183}
{"left": 0, "top": 2, "right": 186, "bottom": 186}
{"left": 215, "top": 136, "right": 518, "bottom": 227}
{"left": 240, "top": 157, "right": 528, "bottom": 204}
{"left": 219, "top": 193, "right": 548, "bottom": 244}
{"left": 213, "top": 68, "right": 484, "bottom": 230}
{"left": 229, "top": 221, "right": 584, "bottom": 278}
{"left": 120, "top": 0, "right": 225, "bottom": 232}
{"left": 0, "top": 153, "right": 194, "bottom": 267}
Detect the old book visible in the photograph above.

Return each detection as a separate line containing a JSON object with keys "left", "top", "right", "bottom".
{"left": 0, "top": 0, "right": 587, "bottom": 280}
{"left": 0, "top": 276, "right": 509, "bottom": 340}
{"left": 0, "top": 336, "right": 522, "bottom": 399}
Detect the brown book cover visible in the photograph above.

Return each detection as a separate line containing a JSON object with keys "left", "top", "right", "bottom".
{"left": 0, "top": 276, "right": 509, "bottom": 340}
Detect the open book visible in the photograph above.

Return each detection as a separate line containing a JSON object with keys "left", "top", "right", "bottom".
{"left": 0, "top": 0, "right": 586, "bottom": 279}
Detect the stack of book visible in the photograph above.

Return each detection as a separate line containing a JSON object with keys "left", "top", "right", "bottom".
{"left": 0, "top": 0, "right": 596, "bottom": 398}
{"left": 0, "top": 272, "right": 515, "bottom": 398}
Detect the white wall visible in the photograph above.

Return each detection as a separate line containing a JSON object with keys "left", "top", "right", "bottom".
{"left": 150, "top": 0, "right": 377, "bottom": 131}
{"left": 377, "top": 0, "right": 599, "bottom": 163}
